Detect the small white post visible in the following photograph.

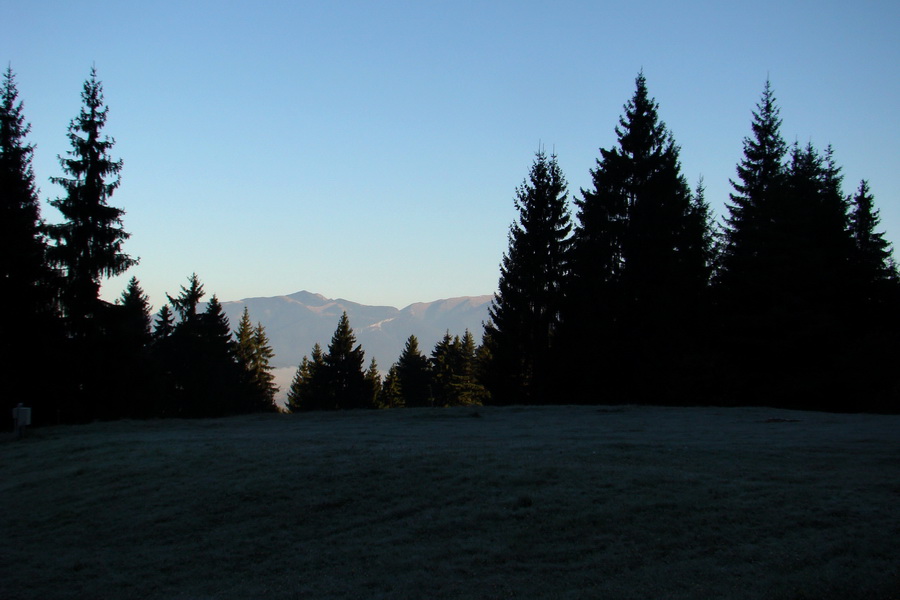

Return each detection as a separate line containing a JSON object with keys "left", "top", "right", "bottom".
{"left": 12, "top": 404, "right": 31, "bottom": 439}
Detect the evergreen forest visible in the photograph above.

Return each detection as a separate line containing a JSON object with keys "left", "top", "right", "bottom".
{"left": 2, "top": 67, "right": 898, "bottom": 425}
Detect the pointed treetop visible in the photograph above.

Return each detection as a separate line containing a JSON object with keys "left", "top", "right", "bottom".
{"left": 168, "top": 273, "right": 205, "bottom": 321}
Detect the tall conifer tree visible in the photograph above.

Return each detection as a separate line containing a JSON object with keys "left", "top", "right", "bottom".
{"left": 569, "top": 72, "right": 709, "bottom": 402}
{"left": 379, "top": 364, "right": 403, "bottom": 408}
{"left": 0, "top": 67, "right": 52, "bottom": 318}
{"left": 849, "top": 180, "right": 897, "bottom": 298}
{"left": 119, "top": 276, "right": 152, "bottom": 346}
{"left": 235, "top": 307, "right": 278, "bottom": 410}
{"left": 845, "top": 180, "right": 900, "bottom": 410}
{"left": 719, "top": 80, "right": 788, "bottom": 293}
{"left": 249, "top": 323, "right": 278, "bottom": 411}
{"left": 234, "top": 307, "right": 256, "bottom": 368}
{"left": 286, "top": 343, "right": 326, "bottom": 412}
{"left": 46, "top": 67, "right": 136, "bottom": 336}
{"left": 718, "top": 82, "right": 864, "bottom": 406}
{"left": 285, "top": 359, "right": 308, "bottom": 413}
{"left": 153, "top": 304, "right": 175, "bottom": 340}
{"left": 0, "top": 67, "right": 58, "bottom": 422}
{"left": 167, "top": 273, "right": 204, "bottom": 324}
{"left": 396, "top": 334, "right": 431, "bottom": 407}
{"left": 111, "top": 276, "right": 154, "bottom": 418}
{"left": 364, "top": 358, "right": 381, "bottom": 409}
{"left": 162, "top": 277, "right": 245, "bottom": 417}
{"left": 321, "top": 312, "right": 368, "bottom": 409}
{"left": 486, "top": 148, "right": 572, "bottom": 404}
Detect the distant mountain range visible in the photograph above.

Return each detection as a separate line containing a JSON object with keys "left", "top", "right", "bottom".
{"left": 213, "top": 291, "right": 494, "bottom": 371}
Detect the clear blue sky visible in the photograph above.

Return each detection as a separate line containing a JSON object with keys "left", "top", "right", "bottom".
{"left": 5, "top": 1, "right": 899, "bottom": 310}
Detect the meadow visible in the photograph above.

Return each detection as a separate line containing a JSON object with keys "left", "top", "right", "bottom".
{"left": 1, "top": 405, "right": 898, "bottom": 599}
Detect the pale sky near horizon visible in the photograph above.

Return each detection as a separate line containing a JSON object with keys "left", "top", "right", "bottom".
{"left": 4, "top": 1, "right": 899, "bottom": 311}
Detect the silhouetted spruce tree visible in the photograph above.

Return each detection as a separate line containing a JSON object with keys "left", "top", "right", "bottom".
{"left": 783, "top": 143, "right": 851, "bottom": 289}
{"left": 46, "top": 67, "right": 136, "bottom": 338}
{"left": 119, "top": 276, "right": 152, "bottom": 347}
{"left": 42, "top": 68, "right": 136, "bottom": 420}
{"left": 364, "top": 358, "right": 381, "bottom": 408}
{"left": 716, "top": 81, "right": 791, "bottom": 403}
{"left": 846, "top": 180, "right": 900, "bottom": 409}
{"left": 153, "top": 304, "right": 175, "bottom": 340}
{"left": 568, "top": 72, "right": 709, "bottom": 403}
{"left": 472, "top": 337, "right": 494, "bottom": 403}
{"left": 161, "top": 276, "right": 244, "bottom": 417}
{"left": 717, "top": 82, "right": 863, "bottom": 406}
{"left": 458, "top": 330, "right": 489, "bottom": 403}
{"left": 849, "top": 180, "right": 897, "bottom": 302}
{"left": 167, "top": 273, "right": 204, "bottom": 323}
{"left": 430, "top": 332, "right": 458, "bottom": 407}
{"left": 234, "top": 309, "right": 278, "bottom": 411}
{"left": 156, "top": 274, "right": 206, "bottom": 416}
{"left": 321, "top": 312, "right": 369, "bottom": 409}
{"left": 0, "top": 67, "right": 60, "bottom": 424}
{"left": 485, "top": 148, "right": 572, "bottom": 405}
{"left": 249, "top": 323, "right": 279, "bottom": 411}
{"left": 781, "top": 142, "right": 857, "bottom": 404}
{"left": 234, "top": 307, "right": 255, "bottom": 368}
{"left": 720, "top": 81, "right": 788, "bottom": 283}
{"left": 437, "top": 330, "right": 488, "bottom": 406}
{"left": 148, "top": 303, "right": 177, "bottom": 415}
{"left": 379, "top": 364, "right": 403, "bottom": 408}
{"left": 194, "top": 296, "right": 244, "bottom": 416}
{"left": 109, "top": 277, "right": 157, "bottom": 418}
{"left": 285, "top": 343, "right": 325, "bottom": 412}
{"left": 285, "top": 359, "right": 307, "bottom": 412}
{"left": 396, "top": 335, "right": 431, "bottom": 407}
{"left": 0, "top": 67, "right": 55, "bottom": 317}
{"left": 686, "top": 177, "right": 718, "bottom": 286}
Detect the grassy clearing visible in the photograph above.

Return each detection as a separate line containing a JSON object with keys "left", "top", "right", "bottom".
{"left": 1, "top": 405, "right": 898, "bottom": 599}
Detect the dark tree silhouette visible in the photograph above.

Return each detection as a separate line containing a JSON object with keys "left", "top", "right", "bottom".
{"left": 248, "top": 322, "right": 279, "bottom": 411}
{"left": 233, "top": 307, "right": 279, "bottom": 412}
{"left": 234, "top": 307, "right": 256, "bottom": 369}
{"left": 285, "top": 343, "right": 325, "bottom": 412}
{"left": 320, "top": 312, "right": 369, "bottom": 409}
{"left": 719, "top": 79, "right": 788, "bottom": 289}
{"left": 568, "top": 72, "right": 711, "bottom": 403}
{"left": 715, "top": 81, "right": 791, "bottom": 403}
{"left": 0, "top": 66, "right": 53, "bottom": 319}
{"left": 0, "top": 67, "right": 60, "bottom": 425}
{"left": 379, "top": 364, "right": 403, "bottom": 408}
{"left": 46, "top": 67, "right": 136, "bottom": 337}
{"left": 396, "top": 335, "right": 431, "bottom": 407}
{"left": 364, "top": 358, "right": 382, "bottom": 409}
{"left": 431, "top": 330, "right": 488, "bottom": 406}
{"left": 717, "top": 81, "right": 867, "bottom": 407}
{"left": 845, "top": 180, "right": 900, "bottom": 410}
{"left": 486, "top": 149, "right": 572, "bottom": 404}
{"left": 107, "top": 277, "right": 156, "bottom": 418}
{"left": 158, "top": 276, "right": 245, "bottom": 417}
{"left": 119, "top": 276, "right": 152, "bottom": 346}
{"left": 153, "top": 304, "right": 175, "bottom": 340}
{"left": 167, "top": 273, "right": 204, "bottom": 323}
{"left": 39, "top": 68, "right": 138, "bottom": 420}
{"left": 849, "top": 180, "right": 897, "bottom": 299}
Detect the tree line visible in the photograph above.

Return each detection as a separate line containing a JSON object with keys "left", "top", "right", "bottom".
{"left": 486, "top": 73, "right": 899, "bottom": 412}
{"left": 284, "top": 314, "right": 488, "bottom": 411}
{"left": 3, "top": 67, "right": 898, "bottom": 422}
{"left": 1, "top": 68, "right": 278, "bottom": 424}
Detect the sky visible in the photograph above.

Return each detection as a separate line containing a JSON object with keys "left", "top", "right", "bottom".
{"left": 4, "top": 1, "right": 899, "bottom": 311}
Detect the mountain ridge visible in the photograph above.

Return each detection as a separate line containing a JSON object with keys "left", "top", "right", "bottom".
{"left": 214, "top": 291, "right": 494, "bottom": 371}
